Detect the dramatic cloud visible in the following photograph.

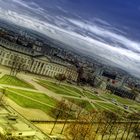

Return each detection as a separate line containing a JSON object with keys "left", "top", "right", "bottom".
{"left": 0, "top": 0, "right": 140, "bottom": 77}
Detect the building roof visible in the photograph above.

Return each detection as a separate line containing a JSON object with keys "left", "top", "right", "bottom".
{"left": 35, "top": 55, "right": 51, "bottom": 62}
{"left": 36, "top": 55, "right": 77, "bottom": 69}
{"left": 0, "top": 37, "right": 42, "bottom": 57}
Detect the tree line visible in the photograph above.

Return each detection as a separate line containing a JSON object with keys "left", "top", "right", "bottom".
{"left": 49, "top": 100, "right": 140, "bottom": 140}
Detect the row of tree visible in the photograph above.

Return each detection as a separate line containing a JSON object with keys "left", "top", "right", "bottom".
{"left": 9, "top": 55, "right": 28, "bottom": 77}
{"left": 66, "top": 111, "right": 140, "bottom": 140}
{"left": 49, "top": 100, "right": 140, "bottom": 140}
{"left": 0, "top": 84, "right": 139, "bottom": 140}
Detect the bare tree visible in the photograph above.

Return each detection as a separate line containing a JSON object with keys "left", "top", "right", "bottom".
{"left": 66, "top": 104, "right": 96, "bottom": 140}
{"left": 114, "top": 118, "right": 125, "bottom": 140}
{"left": 55, "top": 74, "right": 66, "bottom": 85}
{"left": 125, "top": 112, "right": 140, "bottom": 140}
{"left": 77, "top": 66, "right": 84, "bottom": 86}
{"left": 98, "top": 111, "right": 118, "bottom": 140}
{"left": 82, "top": 110, "right": 98, "bottom": 139}
{"left": 60, "top": 101, "right": 74, "bottom": 134}
{"left": 131, "top": 122, "right": 140, "bottom": 140}
{"left": 66, "top": 115, "right": 88, "bottom": 140}
{"left": 66, "top": 110, "right": 99, "bottom": 140}
{"left": 49, "top": 99, "right": 72, "bottom": 135}
{"left": 10, "top": 55, "right": 27, "bottom": 77}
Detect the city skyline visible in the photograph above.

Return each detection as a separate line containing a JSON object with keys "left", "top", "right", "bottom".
{"left": 0, "top": 1, "right": 140, "bottom": 139}
{"left": 0, "top": 0, "right": 140, "bottom": 78}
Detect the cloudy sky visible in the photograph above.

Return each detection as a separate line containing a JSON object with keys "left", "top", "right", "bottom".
{"left": 0, "top": 0, "right": 140, "bottom": 77}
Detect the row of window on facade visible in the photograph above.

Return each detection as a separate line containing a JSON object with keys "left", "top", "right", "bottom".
{"left": 30, "top": 61, "right": 77, "bottom": 80}
{"left": 0, "top": 47, "right": 78, "bottom": 81}
{"left": 32, "top": 60, "right": 65, "bottom": 73}
{"left": 0, "top": 50, "right": 31, "bottom": 64}
{"left": 0, "top": 56, "right": 76, "bottom": 78}
{"left": 0, "top": 50, "right": 67, "bottom": 74}
{"left": 0, "top": 39, "right": 32, "bottom": 54}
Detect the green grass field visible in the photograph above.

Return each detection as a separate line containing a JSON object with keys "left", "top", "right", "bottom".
{"left": 62, "top": 84, "right": 83, "bottom": 95}
{"left": 66, "top": 96, "right": 126, "bottom": 114}
{"left": 95, "top": 102, "right": 124, "bottom": 113}
{"left": 100, "top": 93, "right": 138, "bottom": 105}
{"left": 37, "top": 80, "right": 82, "bottom": 97}
{"left": 0, "top": 75, "right": 35, "bottom": 89}
{"left": 65, "top": 97, "right": 94, "bottom": 111}
{"left": 6, "top": 89, "right": 56, "bottom": 114}
{"left": 129, "top": 104, "right": 140, "bottom": 112}
{"left": 37, "top": 79, "right": 139, "bottom": 114}
{"left": 7, "top": 91, "right": 53, "bottom": 113}
{"left": 7, "top": 88, "right": 57, "bottom": 107}
{"left": 3, "top": 75, "right": 139, "bottom": 116}
{"left": 83, "top": 90, "right": 103, "bottom": 100}
{"left": 6, "top": 87, "right": 129, "bottom": 116}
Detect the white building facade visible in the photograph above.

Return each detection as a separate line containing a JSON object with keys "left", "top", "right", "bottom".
{"left": 0, "top": 38, "right": 78, "bottom": 81}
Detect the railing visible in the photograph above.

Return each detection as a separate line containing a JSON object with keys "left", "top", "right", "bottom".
{"left": 31, "top": 119, "right": 140, "bottom": 124}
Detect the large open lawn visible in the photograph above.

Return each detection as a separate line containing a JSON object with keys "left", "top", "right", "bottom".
{"left": 3, "top": 75, "right": 139, "bottom": 117}
{"left": 0, "top": 75, "right": 35, "bottom": 89}
{"left": 66, "top": 96, "right": 127, "bottom": 115}
{"left": 101, "top": 93, "right": 139, "bottom": 106}
{"left": 6, "top": 89, "right": 57, "bottom": 114}
{"left": 8, "top": 88, "right": 57, "bottom": 107}
{"left": 83, "top": 90, "right": 103, "bottom": 100}
{"left": 95, "top": 102, "right": 125, "bottom": 113}
{"left": 37, "top": 80, "right": 82, "bottom": 97}
{"left": 36, "top": 79, "right": 139, "bottom": 114}
{"left": 65, "top": 97, "right": 95, "bottom": 112}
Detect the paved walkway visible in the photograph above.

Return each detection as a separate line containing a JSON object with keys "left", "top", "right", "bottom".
{"left": 0, "top": 66, "right": 133, "bottom": 114}
{"left": 0, "top": 76, "right": 132, "bottom": 113}
{"left": 19, "top": 74, "right": 63, "bottom": 100}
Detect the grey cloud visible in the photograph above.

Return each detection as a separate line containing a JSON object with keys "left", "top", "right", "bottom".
{"left": 0, "top": 0, "right": 140, "bottom": 77}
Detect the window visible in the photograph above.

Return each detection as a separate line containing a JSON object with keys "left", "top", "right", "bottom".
{"left": 8, "top": 61, "right": 11, "bottom": 65}
{"left": 6, "top": 54, "right": 9, "bottom": 58}
{"left": 10, "top": 55, "right": 13, "bottom": 59}
{"left": 4, "top": 60, "right": 7, "bottom": 65}
{"left": 2, "top": 52, "right": 5, "bottom": 57}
